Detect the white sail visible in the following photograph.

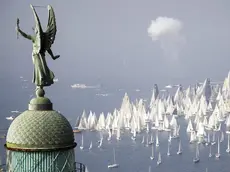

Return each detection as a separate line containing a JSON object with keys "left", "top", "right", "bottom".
{"left": 97, "top": 112, "right": 106, "bottom": 130}
{"left": 163, "top": 115, "right": 170, "bottom": 131}
{"left": 150, "top": 84, "right": 159, "bottom": 108}
{"left": 170, "top": 115, "right": 178, "bottom": 129}
{"left": 197, "top": 123, "right": 206, "bottom": 138}
{"left": 78, "top": 111, "right": 88, "bottom": 130}
{"left": 75, "top": 116, "right": 81, "bottom": 128}
{"left": 105, "top": 113, "right": 113, "bottom": 130}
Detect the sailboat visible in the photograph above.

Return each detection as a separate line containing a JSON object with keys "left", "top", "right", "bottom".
{"left": 80, "top": 134, "right": 84, "bottom": 150}
{"left": 157, "top": 152, "right": 162, "bottom": 165}
{"left": 215, "top": 136, "right": 220, "bottom": 158}
{"left": 177, "top": 140, "right": 182, "bottom": 155}
{"left": 150, "top": 144, "right": 154, "bottom": 160}
{"left": 89, "top": 141, "right": 92, "bottom": 150}
{"left": 167, "top": 141, "right": 171, "bottom": 156}
{"left": 73, "top": 116, "right": 82, "bottom": 133}
{"left": 209, "top": 145, "right": 212, "bottom": 157}
{"left": 193, "top": 143, "right": 200, "bottom": 163}
{"left": 108, "top": 148, "right": 119, "bottom": 168}
{"left": 226, "top": 134, "right": 230, "bottom": 153}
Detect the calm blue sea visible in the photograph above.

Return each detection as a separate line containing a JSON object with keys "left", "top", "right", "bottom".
{"left": 0, "top": 77, "right": 229, "bottom": 172}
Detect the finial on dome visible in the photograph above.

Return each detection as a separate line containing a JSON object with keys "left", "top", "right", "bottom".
{"left": 36, "top": 86, "right": 45, "bottom": 97}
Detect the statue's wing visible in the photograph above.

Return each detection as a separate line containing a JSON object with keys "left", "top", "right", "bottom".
{"left": 30, "top": 4, "right": 42, "bottom": 54}
{"left": 44, "top": 5, "right": 57, "bottom": 50}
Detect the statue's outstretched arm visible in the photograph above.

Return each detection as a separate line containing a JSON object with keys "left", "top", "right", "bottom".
{"left": 16, "top": 18, "right": 32, "bottom": 40}
{"left": 47, "top": 49, "right": 60, "bottom": 60}
{"left": 18, "top": 28, "right": 33, "bottom": 40}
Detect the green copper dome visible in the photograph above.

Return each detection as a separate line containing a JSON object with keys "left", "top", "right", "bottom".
{"left": 6, "top": 109, "right": 75, "bottom": 150}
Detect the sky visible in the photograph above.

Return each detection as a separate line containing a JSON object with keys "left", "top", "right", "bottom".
{"left": 1, "top": 0, "right": 230, "bottom": 89}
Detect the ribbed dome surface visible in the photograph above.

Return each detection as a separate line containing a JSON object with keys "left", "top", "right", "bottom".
{"left": 6, "top": 110, "right": 75, "bottom": 150}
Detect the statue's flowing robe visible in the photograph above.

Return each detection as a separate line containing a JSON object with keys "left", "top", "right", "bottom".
{"left": 32, "top": 51, "right": 54, "bottom": 87}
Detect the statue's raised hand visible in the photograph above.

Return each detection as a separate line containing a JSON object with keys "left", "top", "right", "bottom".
{"left": 16, "top": 18, "right": 20, "bottom": 32}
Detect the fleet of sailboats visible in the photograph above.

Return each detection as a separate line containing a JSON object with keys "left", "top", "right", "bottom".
{"left": 74, "top": 71, "right": 230, "bottom": 169}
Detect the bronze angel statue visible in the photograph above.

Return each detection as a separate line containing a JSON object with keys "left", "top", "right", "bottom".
{"left": 16, "top": 4, "right": 60, "bottom": 88}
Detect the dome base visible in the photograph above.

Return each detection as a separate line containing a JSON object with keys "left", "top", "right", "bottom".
{"left": 5, "top": 142, "right": 77, "bottom": 152}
